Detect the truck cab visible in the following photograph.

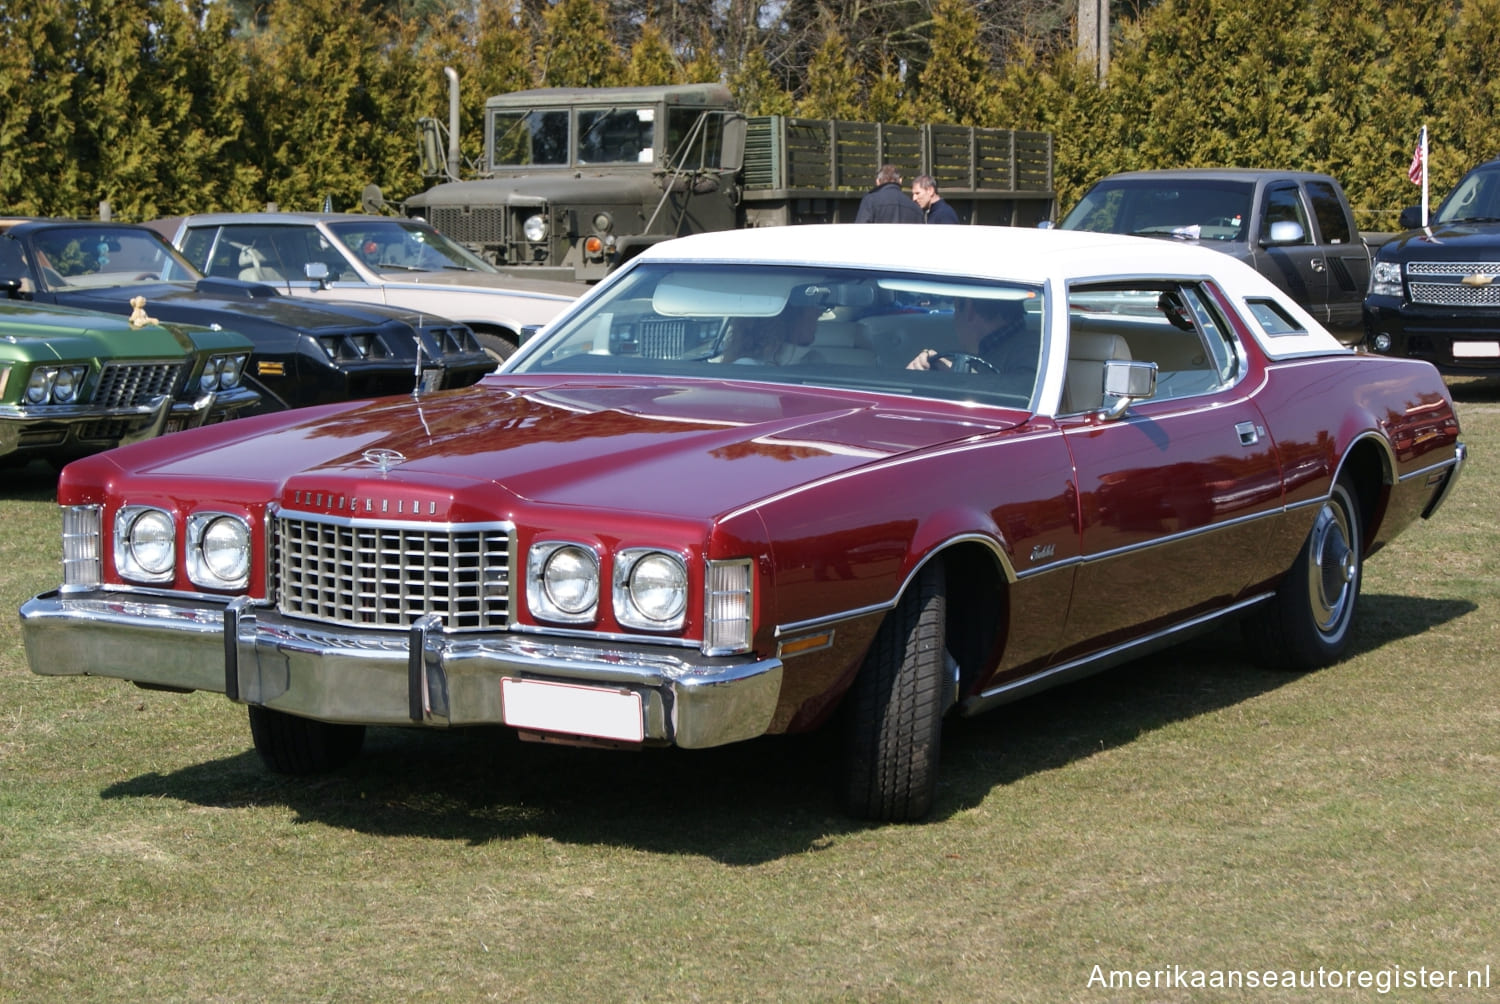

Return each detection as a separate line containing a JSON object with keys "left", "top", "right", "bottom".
{"left": 404, "top": 83, "right": 746, "bottom": 282}
{"left": 1058, "top": 169, "right": 1372, "bottom": 340}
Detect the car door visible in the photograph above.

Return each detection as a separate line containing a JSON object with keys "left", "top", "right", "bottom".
{"left": 1255, "top": 181, "right": 1338, "bottom": 325}
{"left": 1054, "top": 279, "right": 1288, "bottom": 662}
{"left": 1303, "top": 178, "right": 1370, "bottom": 334}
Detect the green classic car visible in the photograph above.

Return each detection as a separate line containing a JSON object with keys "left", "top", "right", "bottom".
{"left": 0, "top": 298, "right": 259, "bottom": 465}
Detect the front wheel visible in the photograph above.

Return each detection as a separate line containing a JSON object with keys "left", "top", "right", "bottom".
{"left": 842, "top": 562, "right": 948, "bottom": 821}
{"left": 473, "top": 330, "right": 518, "bottom": 364}
{"left": 1245, "top": 478, "right": 1362, "bottom": 670}
{"left": 247, "top": 705, "right": 365, "bottom": 775}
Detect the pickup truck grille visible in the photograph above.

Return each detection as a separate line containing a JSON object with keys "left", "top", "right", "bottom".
{"left": 1407, "top": 261, "right": 1500, "bottom": 307}
{"left": 94, "top": 360, "right": 183, "bottom": 407}
{"left": 274, "top": 512, "right": 511, "bottom": 631}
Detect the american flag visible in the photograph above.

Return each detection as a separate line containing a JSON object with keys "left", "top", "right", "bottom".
{"left": 1408, "top": 131, "right": 1425, "bottom": 185}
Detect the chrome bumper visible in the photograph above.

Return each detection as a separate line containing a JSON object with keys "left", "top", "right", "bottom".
{"left": 19, "top": 590, "right": 783, "bottom": 749}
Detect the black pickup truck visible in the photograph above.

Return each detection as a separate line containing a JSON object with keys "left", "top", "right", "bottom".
{"left": 1364, "top": 157, "right": 1500, "bottom": 374}
{"left": 1057, "top": 168, "right": 1376, "bottom": 343}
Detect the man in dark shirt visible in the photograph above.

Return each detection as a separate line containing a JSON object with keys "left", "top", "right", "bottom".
{"left": 855, "top": 165, "right": 924, "bottom": 223}
{"left": 907, "top": 296, "right": 1038, "bottom": 397}
{"left": 912, "top": 175, "right": 961, "bottom": 224}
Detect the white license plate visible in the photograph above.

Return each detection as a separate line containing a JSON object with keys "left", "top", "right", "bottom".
{"left": 1453, "top": 341, "right": 1500, "bottom": 358}
{"left": 419, "top": 366, "right": 445, "bottom": 392}
{"left": 501, "top": 678, "right": 644, "bottom": 742}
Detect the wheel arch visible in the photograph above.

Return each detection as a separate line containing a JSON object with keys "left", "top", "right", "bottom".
{"left": 896, "top": 534, "right": 1015, "bottom": 702}
{"left": 1332, "top": 431, "right": 1395, "bottom": 553}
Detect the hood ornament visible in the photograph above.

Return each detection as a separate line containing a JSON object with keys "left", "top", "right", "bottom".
{"left": 362, "top": 448, "right": 406, "bottom": 475}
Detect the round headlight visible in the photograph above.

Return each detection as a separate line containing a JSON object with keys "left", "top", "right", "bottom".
{"left": 52, "top": 367, "right": 80, "bottom": 403}
{"left": 128, "top": 509, "right": 176, "bottom": 577}
{"left": 200, "top": 516, "right": 251, "bottom": 582}
{"left": 219, "top": 355, "right": 245, "bottom": 388}
{"left": 1373, "top": 332, "right": 1392, "bottom": 352}
{"left": 592, "top": 212, "right": 613, "bottom": 234}
{"left": 522, "top": 214, "right": 549, "bottom": 243}
{"left": 626, "top": 552, "right": 687, "bottom": 623}
{"left": 543, "top": 545, "right": 598, "bottom": 615}
{"left": 26, "top": 370, "right": 53, "bottom": 404}
{"left": 199, "top": 357, "right": 224, "bottom": 393}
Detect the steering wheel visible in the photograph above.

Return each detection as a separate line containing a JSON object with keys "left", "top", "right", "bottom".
{"left": 931, "top": 351, "right": 999, "bottom": 375}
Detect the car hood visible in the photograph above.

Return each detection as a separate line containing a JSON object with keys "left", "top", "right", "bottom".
{"left": 364, "top": 269, "right": 584, "bottom": 301}
{"left": 1380, "top": 220, "right": 1500, "bottom": 256}
{"left": 0, "top": 301, "right": 197, "bottom": 360}
{"left": 105, "top": 376, "right": 1023, "bottom": 522}
{"left": 59, "top": 278, "right": 428, "bottom": 332}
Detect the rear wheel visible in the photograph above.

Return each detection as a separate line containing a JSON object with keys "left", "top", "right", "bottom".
{"left": 473, "top": 330, "right": 518, "bottom": 363}
{"left": 842, "top": 562, "right": 947, "bottom": 821}
{"left": 247, "top": 705, "right": 365, "bottom": 775}
{"left": 1245, "top": 478, "right": 1362, "bottom": 670}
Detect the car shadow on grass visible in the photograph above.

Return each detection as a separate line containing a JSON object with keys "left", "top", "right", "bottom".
{"left": 1, "top": 459, "right": 60, "bottom": 500}
{"left": 98, "top": 594, "right": 1472, "bottom": 863}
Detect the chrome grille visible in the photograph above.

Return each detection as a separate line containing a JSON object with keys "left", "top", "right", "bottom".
{"left": 1406, "top": 261, "right": 1500, "bottom": 306}
{"left": 1408, "top": 282, "right": 1500, "bottom": 307}
{"left": 275, "top": 512, "right": 510, "bottom": 631}
{"left": 94, "top": 361, "right": 182, "bottom": 407}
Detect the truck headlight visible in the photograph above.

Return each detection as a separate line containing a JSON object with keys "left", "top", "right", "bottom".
{"left": 187, "top": 512, "right": 251, "bottom": 589}
{"left": 115, "top": 506, "right": 176, "bottom": 583}
{"left": 1370, "top": 260, "right": 1403, "bottom": 297}
{"left": 528, "top": 541, "right": 599, "bottom": 622}
{"left": 523, "top": 214, "right": 549, "bottom": 242}
{"left": 614, "top": 549, "right": 688, "bottom": 630}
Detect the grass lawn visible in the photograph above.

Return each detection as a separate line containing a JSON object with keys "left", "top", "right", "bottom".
{"left": 2, "top": 386, "right": 1496, "bottom": 1003}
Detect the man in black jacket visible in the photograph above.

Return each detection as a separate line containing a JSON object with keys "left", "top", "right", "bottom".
{"left": 855, "top": 165, "right": 924, "bottom": 223}
{"left": 912, "top": 175, "right": 961, "bottom": 224}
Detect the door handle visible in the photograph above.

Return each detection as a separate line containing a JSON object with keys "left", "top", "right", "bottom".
{"left": 1236, "top": 421, "right": 1261, "bottom": 446}
{"left": 1310, "top": 257, "right": 1326, "bottom": 272}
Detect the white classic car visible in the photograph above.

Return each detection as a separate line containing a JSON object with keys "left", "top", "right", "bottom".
{"left": 152, "top": 213, "right": 583, "bottom": 360}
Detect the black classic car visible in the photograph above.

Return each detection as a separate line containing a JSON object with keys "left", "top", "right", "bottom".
{"left": 0, "top": 220, "right": 496, "bottom": 410}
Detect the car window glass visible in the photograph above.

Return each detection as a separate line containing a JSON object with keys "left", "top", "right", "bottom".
{"left": 1305, "top": 181, "right": 1351, "bottom": 243}
{"left": 666, "top": 108, "right": 723, "bottom": 169}
{"left": 1063, "top": 281, "right": 1235, "bottom": 410}
{"left": 577, "top": 107, "right": 655, "bottom": 164}
{"left": 1244, "top": 298, "right": 1308, "bottom": 337}
{"left": 490, "top": 109, "right": 569, "bottom": 166}
{"left": 1260, "top": 185, "right": 1311, "bottom": 243}
{"left": 510, "top": 263, "right": 1045, "bottom": 409}
{"left": 28, "top": 228, "right": 198, "bottom": 288}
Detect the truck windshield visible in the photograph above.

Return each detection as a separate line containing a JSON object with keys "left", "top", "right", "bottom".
{"left": 1061, "top": 179, "right": 1254, "bottom": 243}
{"left": 577, "top": 107, "right": 655, "bottom": 164}
{"left": 490, "top": 109, "right": 569, "bottom": 167}
{"left": 1435, "top": 163, "right": 1500, "bottom": 223}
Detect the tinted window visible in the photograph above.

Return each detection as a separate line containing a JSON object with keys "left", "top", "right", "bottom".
{"left": 1305, "top": 181, "right": 1352, "bottom": 243}
{"left": 1059, "top": 179, "right": 1253, "bottom": 243}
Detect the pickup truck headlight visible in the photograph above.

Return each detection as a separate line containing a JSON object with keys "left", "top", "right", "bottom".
{"left": 1370, "top": 260, "right": 1404, "bottom": 297}
{"left": 115, "top": 506, "right": 176, "bottom": 583}
{"left": 528, "top": 542, "right": 599, "bottom": 622}
{"left": 522, "top": 214, "right": 549, "bottom": 243}
{"left": 614, "top": 549, "right": 688, "bottom": 630}
{"left": 187, "top": 513, "right": 251, "bottom": 589}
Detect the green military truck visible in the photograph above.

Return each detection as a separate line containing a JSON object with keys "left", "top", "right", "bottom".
{"left": 381, "top": 79, "right": 1054, "bottom": 283}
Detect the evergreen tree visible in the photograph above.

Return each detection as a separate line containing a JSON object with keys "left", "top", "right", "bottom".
{"left": 0, "top": 0, "right": 83, "bottom": 213}
{"left": 536, "top": 0, "right": 624, "bottom": 89}
{"left": 625, "top": 20, "right": 682, "bottom": 86}
{"left": 796, "top": 23, "right": 864, "bottom": 120}
{"left": 914, "top": 0, "right": 997, "bottom": 125}
{"left": 729, "top": 48, "right": 794, "bottom": 116}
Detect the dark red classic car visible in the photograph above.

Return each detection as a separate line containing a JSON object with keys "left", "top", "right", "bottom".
{"left": 20, "top": 226, "right": 1465, "bottom": 820}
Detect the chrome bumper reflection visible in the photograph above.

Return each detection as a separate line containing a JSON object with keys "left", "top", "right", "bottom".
{"left": 20, "top": 590, "right": 782, "bottom": 750}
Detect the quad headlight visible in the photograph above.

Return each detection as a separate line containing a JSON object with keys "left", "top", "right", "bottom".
{"left": 200, "top": 353, "right": 249, "bottom": 392}
{"left": 187, "top": 512, "right": 251, "bottom": 589}
{"left": 25, "top": 365, "right": 90, "bottom": 405}
{"left": 114, "top": 506, "right": 176, "bottom": 583}
{"left": 614, "top": 549, "right": 688, "bottom": 630}
{"left": 527, "top": 542, "right": 600, "bottom": 622}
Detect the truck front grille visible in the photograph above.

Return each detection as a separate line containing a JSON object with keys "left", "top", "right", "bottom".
{"left": 95, "top": 361, "right": 183, "bottom": 407}
{"left": 1407, "top": 262, "right": 1500, "bottom": 307}
{"left": 425, "top": 207, "right": 506, "bottom": 246}
{"left": 275, "top": 512, "right": 511, "bottom": 631}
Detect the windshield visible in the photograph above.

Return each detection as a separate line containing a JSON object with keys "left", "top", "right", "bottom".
{"left": 577, "top": 107, "right": 655, "bottom": 164}
{"left": 1061, "top": 179, "right": 1255, "bottom": 242}
{"left": 27, "top": 226, "right": 202, "bottom": 290}
{"left": 490, "top": 108, "right": 570, "bottom": 166}
{"left": 1435, "top": 163, "right": 1500, "bottom": 223}
{"left": 327, "top": 220, "right": 497, "bottom": 273}
{"left": 510, "top": 263, "right": 1045, "bottom": 409}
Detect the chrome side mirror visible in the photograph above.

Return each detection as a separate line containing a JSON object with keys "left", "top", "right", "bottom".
{"left": 1100, "top": 359, "right": 1157, "bottom": 420}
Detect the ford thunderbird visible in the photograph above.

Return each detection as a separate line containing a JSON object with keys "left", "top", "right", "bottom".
{"left": 19, "top": 226, "right": 1466, "bottom": 821}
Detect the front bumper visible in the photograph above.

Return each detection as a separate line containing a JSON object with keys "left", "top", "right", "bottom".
{"left": 19, "top": 590, "right": 783, "bottom": 749}
{"left": 0, "top": 386, "right": 259, "bottom": 457}
{"left": 1364, "top": 301, "right": 1500, "bottom": 373}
